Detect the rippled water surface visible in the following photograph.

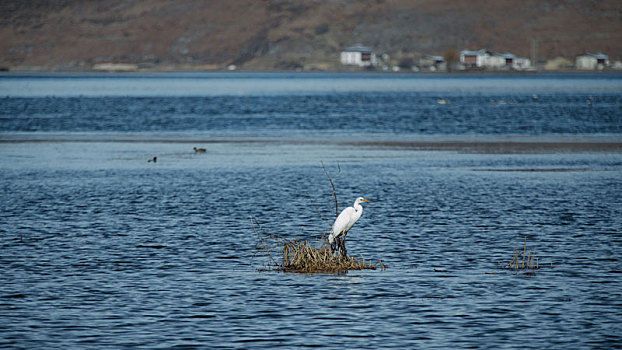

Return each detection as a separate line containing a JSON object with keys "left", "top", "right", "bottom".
{"left": 1, "top": 73, "right": 621, "bottom": 349}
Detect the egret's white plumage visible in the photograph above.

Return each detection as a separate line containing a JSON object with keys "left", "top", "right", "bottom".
{"left": 328, "top": 197, "right": 370, "bottom": 245}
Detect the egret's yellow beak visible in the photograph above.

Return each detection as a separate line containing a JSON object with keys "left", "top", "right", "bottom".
{"left": 362, "top": 199, "right": 371, "bottom": 203}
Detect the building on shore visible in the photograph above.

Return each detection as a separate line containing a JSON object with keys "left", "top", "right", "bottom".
{"left": 340, "top": 44, "right": 378, "bottom": 67}
{"left": 512, "top": 56, "right": 532, "bottom": 71}
{"left": 575, "top": 53, "right": 610, "bottom": 70}
{"left": 459, "top": 49, "right": 489, "bottom": 69}
{"left": 485, "top": 52, "right": 514, "bottom": 69}
{"left": 460, "top": 49, "right": 531, "bottom": 71}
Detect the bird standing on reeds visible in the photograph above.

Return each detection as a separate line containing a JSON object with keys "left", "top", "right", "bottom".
{"left": 328, "top": 197, "right": 370, "bottom": 255}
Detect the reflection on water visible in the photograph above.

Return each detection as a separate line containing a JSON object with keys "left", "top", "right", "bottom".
{"left": 1, "top": 73, "right": 621, "bottom": 349}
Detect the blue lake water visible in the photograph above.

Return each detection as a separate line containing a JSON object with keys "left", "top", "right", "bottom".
{"left": 1, "top": 73, "right": 622, "bottom": 349}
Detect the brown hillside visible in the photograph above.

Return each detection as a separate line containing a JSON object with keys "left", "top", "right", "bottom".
{"left": 1, "top": 0, "right": 621, "bottom": 71}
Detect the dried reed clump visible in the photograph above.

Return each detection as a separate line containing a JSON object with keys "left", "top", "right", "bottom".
{"left": 281, "top": 239, "right": 384, "bottom": 273}
{"left": 252, "top": 217, "right": 386, "bottom": 274}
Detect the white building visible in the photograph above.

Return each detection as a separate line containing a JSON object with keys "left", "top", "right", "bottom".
{"left": 512, "top": 56, "right": 532, "bottom": 71}
{"left": 576, "top": 53, "right": 609, "bottom": 70}
{"left": 486, "top": 53, "right": 513, "bottom": 69}
{"left": 460, "top": 49, "right": 489, "bottom": 68}
{"left": 487, "top": 53, "right": 531, "bottom": 70}
{"left": 340, "top": 44, "right": 377, "bottom": 67}
{"left": 461, "top": 49, "right": 531, "bottom": 70}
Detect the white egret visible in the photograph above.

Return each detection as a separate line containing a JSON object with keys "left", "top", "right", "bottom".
{"left": 328, "top": 197, "right": 370, "bottom": 253}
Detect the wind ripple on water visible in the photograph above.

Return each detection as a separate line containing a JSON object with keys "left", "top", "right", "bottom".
{"left": 1, "top": 75, "right": 621, "bottom": 349}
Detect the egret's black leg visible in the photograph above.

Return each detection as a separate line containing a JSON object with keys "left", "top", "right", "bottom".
{"left": 330, "top": 235, "right": 350, "bottom": 257}
{"left": 332, "top": 237, "right": 342, "bottom": 256}
{"left": 339, "top": 239, "right": 347, "bottom": 257}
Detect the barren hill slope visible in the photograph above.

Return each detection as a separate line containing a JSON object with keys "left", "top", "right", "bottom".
{"left": 1, "top": 0, "right": 620, "bottom": 71}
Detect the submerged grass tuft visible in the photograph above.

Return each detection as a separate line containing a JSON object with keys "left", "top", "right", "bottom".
{"left": 495, "top": 237, "right": 552, "bottom": 275}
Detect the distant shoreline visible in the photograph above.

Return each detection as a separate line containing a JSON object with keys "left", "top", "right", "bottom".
{"left": 2, "top": 67, "right": 622, "bottom": 76}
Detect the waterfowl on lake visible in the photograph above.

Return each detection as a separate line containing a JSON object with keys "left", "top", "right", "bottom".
{"left": 148, "top": 156, "right": 157, "bottom": 163}
{"left": 194, "top": 147, "right": 206, "bottom": 153}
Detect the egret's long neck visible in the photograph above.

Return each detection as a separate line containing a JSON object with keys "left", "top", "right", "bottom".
{"left": 353, "top": 201, "right": 362, "bottom": 213}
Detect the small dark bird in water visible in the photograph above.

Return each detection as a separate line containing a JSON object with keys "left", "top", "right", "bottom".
{"left": 148, "top": 156, "right": 157, "bottom": 163}
{"left": 193, "top": 147, "right": 206, "bottom": 153}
